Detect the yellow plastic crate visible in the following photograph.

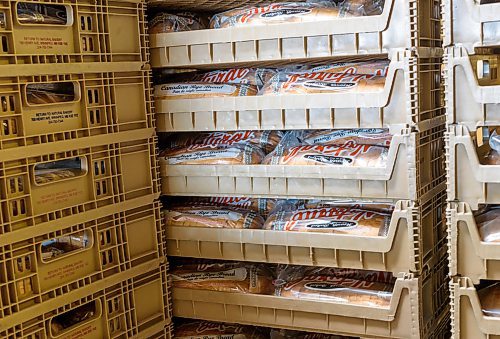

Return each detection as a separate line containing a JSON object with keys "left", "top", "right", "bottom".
{"left": 0, "top": 202, "right": 165, "bottom": 321}
{"left": 0, "top": 0, "right": 148, "bottom": 73}
{"left": 167, "top": 191, "right": 447, "bottom": 275}
{"left": 156, "top": 49, "right": 443, "bottom": 133}
{"left": 149, "top": 0, "right": 441, "bottom": 67}
{"left": 0, "top": 137, "right": 160, "bottom": 240}
{"left": 172, "top": 257, "right": 449, "bottom": 339}
{"left": 161, "top": 124, "right": 446, "bottom": 202}
{"left": 0, "top": 264, "right": 172, "bottom": 339}
{"left": 0, "top": 70, "right": 154, "bottom": 159}
{"left": 444, "top": 46, "right": 500, "bottom": 128}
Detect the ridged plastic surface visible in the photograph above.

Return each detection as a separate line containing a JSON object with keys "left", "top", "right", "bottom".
{"left": 149, "top": 0, "right": 441, "bottom": 67}
{"left": 172, "top": 257, "right": 449, "bottom": 339}
{"left": 156, "top": 50, "right": 443, "bottom": 132}
{"left": 167, "top": 191, "right": 447, "bottom": 275}
{"left": 443, "top": 0, "right": 500, "bottom": 52}
{"left": 444, "top": 46, "right": 500, "bottom": 128}
{"left": 0, "top": 202, "right": 165, "bottom": 321}
{"left": 0, "top": 0, "right": 148, "bottom": 72}
{"left": 0, "top": 70, "right": 154, "bottom": 158}
{"left": 0, "top": 264, "right": 172, "bottom": 339}
{"left": 447, "top": 201, "right": 500, "bottom": 284}
{"left": 450, "top": 276, "right": 500, "bottom": 338}
{"left": 161, "top": 124, "right": 446, "bottom": 202}
{"left": 0, "top": 137, "right": 161, "bottom": 240}
{"left": 446, "top": 124, "right": 500, "bottom": 208}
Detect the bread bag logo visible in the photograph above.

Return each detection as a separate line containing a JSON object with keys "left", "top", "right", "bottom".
{"left": 304, "top": 154, "right": 353, "bottom": 165}
{"left": 306, "top": 221, "right": 357, "bottom": 229}
{"left": 260, "top": 8, "right": 312, "bottom": 18}
{"left": 304, "top": 282, "right": 343, "bottom": 291}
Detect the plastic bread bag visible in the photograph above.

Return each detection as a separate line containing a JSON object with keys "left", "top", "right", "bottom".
{"left": 486, "top": 130, "right": 500, "bottom": 165}
{"left": 41, "top": 233, "right": 90, "bottom": 261}
{"left": 339, "top": 0, "right": 386, "bottom": 16}
{"left": 161, "top": 143, "right": 266, "bottom": 165}
{"left": 173, "top": 196, "right": 277, "bottom": 217}
{"left": 148, "top": 12, "right": 206, "bottom": 34}
{"left": 264, "top": 204, "right": 391, "bottom": 236}
{"left": 192, "top": 68, "right": 278, "bottom": 88}
{"left": 478, "top": 282, "right": 500, "bottom": 317}
{"left": 301, "top": 199, "right": 395, "bottom": 214}
{"left": 164, "top": 205, "right": 265, "bottom": 229}
{"left": 263, "top": 143, "right": 389, "bottom": 167}
{"left": 291, "top": 59, "right": 390, "bottom": 77}
{"left": 50, "top": 303, "right": 96, "bottom": 335}
{"left": 274, "top": 266, "right": 394, "bottom": 308}
{"left": 259, "top": 71, "right": 385, "bottom": 95}
{"left": 475, "top": 206, "right": 500, "bottom": 242}
{"left": 303, "top": 267, "right": 396, "bottom": 284}
{"left": 174, "top": 320, "right": 269, "bottom": 339}
{"left": 154, "top": 82, "right": 258, "bottom": 100}
{"left": 271, "top": 329, "right": 357, "bottom": 338}
{"left": 166, "top": 130, "right": 284, "bottom": 154}
{"left": 298, "top": 129, "right": 393, "bottom": 147}
{"left": 171, "top": 262, "right": 275, "bottom": 294}
{"left": 26, "top": 83, "right": 75, "bottom": 104}
{"left": 490, "top": 130, "right": 500, "bottom": 153}
{"left": 17, "top": 3, "right": 67, "bottom": 25}
{"left": 210, "top": 0, "right": 384, "bottom": 29}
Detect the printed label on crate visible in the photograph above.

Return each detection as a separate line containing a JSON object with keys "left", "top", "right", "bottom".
{"left": 26, "top": 106, "right": 81, "bottom": 134}
{"left": 17, "top": 31, "right": 73, "bottom": 53}
{"left": 40, "top": 257, "right": 95, "bottom": 290}
{"left": 34, "top": 182, "right": 89, "bottom": 215}
{"left": 61, "top": 324, "right": 98, "bottom": 339}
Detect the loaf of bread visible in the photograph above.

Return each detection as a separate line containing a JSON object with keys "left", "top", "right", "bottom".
{"left": 210, "top": 2, "right": 341, "bottom": 29}
{"left": 34, "top": 168, "right": 80, "bottom": 185}
{"left": 279, "top": 275, "right": 393, "bottom": 308}
{"left": 165, "top": 205, "right": 265, "bottom": 229}
{"left": 161, "top": 143, "right": 265, "bottom": 165}
{"left": 478, "top": 283, "right": 500, "bottom": 317}
{"left": 303, "top": 267, "right": 396, "bottom": 284}
{"left": 301, "top": 200, "right": 395, "bottom": 214}
{"left": 263, "top": 143, "right": 388, "bottom": 167}
{"left": 149, "top": 12, "right": 206, "bottom": 34}
{"left": 484, "top": 150, "right": 500, "bottom": 165}
{"left": 167, "top": 131, "right": 283, "bottom": 154}
{"left": 476, "top": 207, "right": 500, "bottom": 242}
{"left": 271, "top": 329, "right": 353, "bottom": 339}
{"left": 154, "top": 82, "right": 258, "bottom": 100}
{"left": 178, "top": 196, "right": 277, "bottom": 217}
{"left": 265, "top": 205, "right": 390, "bottom": 236}
{"left": 260, "top": 72, "right": 385, "bottom": 95}
{"left": 17, "top": 3, "right": 67, "bottom": 25}
{"left": 171, "top": 262, "right": 274, "bottom": 294}
{"left": 175, "top": 320, "right": 268, "bottom": 339}
{"left": 27, "top": 83, "right": 75, "bottom": 104}
{"left": 299, "top": 129, "right": 392, "bottom": 147}
{"left": 295, "top": 60, "right": 390, "bottom": 77}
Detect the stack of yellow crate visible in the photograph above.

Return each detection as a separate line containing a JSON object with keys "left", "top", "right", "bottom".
{"left": 0, "top": 0, "right": 172, "bottom": 337}
{"left": 151, "top": 0, "right": 450, "bottom": 337}
{"left": 444, "top": 0, "right": 500, "bottom": 337}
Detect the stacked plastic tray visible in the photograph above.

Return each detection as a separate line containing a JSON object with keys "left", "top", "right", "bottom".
{"left": 151, "top": 0, "right": 450, "bottom": 337}
{"left": 444, "top": 0, "right": 500, "bottom": 337}
{"left": 0, "top": 0, "right": 172, "bottom": 337}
